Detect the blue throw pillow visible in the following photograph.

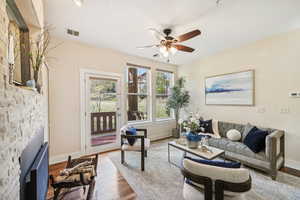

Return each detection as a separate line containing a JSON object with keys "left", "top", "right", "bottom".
{"left": 243, "top": 127, "right": 268, "bottom": 153}
{"left": 126, "top": 128, "right": 137, "bottom": 145}
{"left": 185, "top": 156, "right": 241, "bottom": 168}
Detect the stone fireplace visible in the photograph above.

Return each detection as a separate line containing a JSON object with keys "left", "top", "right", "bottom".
{"left": 0, "top": 0, "right": 47, "bottom": 199}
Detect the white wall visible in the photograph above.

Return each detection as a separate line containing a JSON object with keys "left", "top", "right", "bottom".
{"left": 178, "top": 29, "right": 300, "bottom": 169}
{"left": 47, "top": 37, "right": 177, "bottom": 162}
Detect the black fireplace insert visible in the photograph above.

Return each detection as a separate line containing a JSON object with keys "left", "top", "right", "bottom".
{"left": 19, "top": 127, "right": 49, "bottom": 200}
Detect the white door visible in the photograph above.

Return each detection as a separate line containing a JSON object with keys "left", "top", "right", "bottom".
{"left": 84, "top": 72, "right": 122, "bottom": 154}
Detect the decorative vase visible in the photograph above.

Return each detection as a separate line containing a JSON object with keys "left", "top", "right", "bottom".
{"left": 186, "top": 132, "right": 201, "bottom": 149}
{"left": 187, "top": 140, "right": 199, "bottom": 149}
{"left": 26, "top": 80, "right": 36, "bottom": 88}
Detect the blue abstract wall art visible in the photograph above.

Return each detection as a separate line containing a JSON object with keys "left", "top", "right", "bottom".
{"left": 205, "top": 70, "right": 254, "bottom": 105}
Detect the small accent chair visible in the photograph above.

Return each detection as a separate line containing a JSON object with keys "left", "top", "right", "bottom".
{"left": 121, "top": 128, "right": 150, "bottom": 171}
{"left": 181, "top": 158, "right": 251, "bottom": 200}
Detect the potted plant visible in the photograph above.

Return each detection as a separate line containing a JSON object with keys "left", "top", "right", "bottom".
{"left": 181, "top": 116, "right": 202, "bottom": 148}
{"left": 166, "top": 78, "right": 190, "bottom": 138}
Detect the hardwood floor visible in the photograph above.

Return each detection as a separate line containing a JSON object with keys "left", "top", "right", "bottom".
{"left": 48, "top": 153, "right": 137, "bottom": 200}
{"left": 280, "top": 167, "right": 300, "bottom": 178}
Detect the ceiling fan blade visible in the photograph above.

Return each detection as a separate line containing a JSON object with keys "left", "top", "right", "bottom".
{"left": 137, "top": 44, "right": 159, "bottom": 49}
{"left": 173, "top": 44, "right": 195, "bottom": 52}
{"left": 176, "top": 29, "right": 201, "bottom": 42}
{"left": 148, "top": 28, "right": 165, "bottom": 41}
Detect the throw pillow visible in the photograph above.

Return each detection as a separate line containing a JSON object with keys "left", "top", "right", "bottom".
{"left": 226, "top": 129, "right": 241, "bottom": 141}
{"left": 185, "top": 156, "right": 241, "bottom": 168}
{"left": 199, "top": 119, "right": 214, "bottom": 134}
{"left": 126, "top": 128, "right": 137, "bottom": 145}
{"left": 243, "top": 127, "right": 268, "bottom": 153}
{"left": 242, "top": 123, "right": 255, "bottom": 142}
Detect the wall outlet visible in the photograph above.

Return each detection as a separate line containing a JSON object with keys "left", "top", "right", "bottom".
{"left": 280, "top": 108, "right": 290, "bottom": 114}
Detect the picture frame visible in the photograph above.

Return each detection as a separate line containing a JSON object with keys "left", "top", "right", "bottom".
{"left": 205, "top": 70, "right": 254, "bottom": 106}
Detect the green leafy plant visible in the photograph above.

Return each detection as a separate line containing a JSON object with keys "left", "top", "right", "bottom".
{"left": 166, "top": 77, "right": 190, "bottom": 131}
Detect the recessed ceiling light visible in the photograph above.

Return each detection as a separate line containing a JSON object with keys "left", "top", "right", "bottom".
{"left": 73, "top": 0, "right": 83, "bottom": 7}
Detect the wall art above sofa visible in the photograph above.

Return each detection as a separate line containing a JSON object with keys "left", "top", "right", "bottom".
{"left": 205, "top": 70, "right": 254, "bottom": 106}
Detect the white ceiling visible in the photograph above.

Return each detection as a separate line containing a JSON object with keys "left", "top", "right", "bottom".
{"left": 45, "top": 0, "right": 300, "bottom": 65}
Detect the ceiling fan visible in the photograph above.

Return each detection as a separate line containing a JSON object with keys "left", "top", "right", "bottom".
{"left": 137, "top": 28, "right": 201, "bottom": 58}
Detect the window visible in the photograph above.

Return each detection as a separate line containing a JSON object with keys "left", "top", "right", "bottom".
{"left": 156, "top": 70, "right": 174, "bottom": 119}
{"left": 127, "top": 65, "right": 150, "bottom": 122}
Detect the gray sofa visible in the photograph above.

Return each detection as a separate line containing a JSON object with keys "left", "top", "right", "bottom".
{"left": 207, "top": 121, "right": 285, "bottom": 180}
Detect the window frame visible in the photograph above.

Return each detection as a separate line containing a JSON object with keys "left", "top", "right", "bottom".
{"left": 126, "top": 64, "right": 152, "bottom": 124}
{"left": 155, "top": 69, "right": 175, "bottom": 121}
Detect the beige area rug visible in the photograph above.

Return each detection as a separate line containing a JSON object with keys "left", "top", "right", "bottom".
{"left": 109, "top": 141, "right": 300, "bottom": 200}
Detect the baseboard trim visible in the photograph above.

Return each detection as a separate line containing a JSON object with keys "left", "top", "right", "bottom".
{"left": 150, "top": 135, "right": 172, "bottom": 142}
{"left": 49, "top": 151, "right": 83, "bottom": 165}
{"left": 285, "top": 159, "right": 300, "bottom": 171}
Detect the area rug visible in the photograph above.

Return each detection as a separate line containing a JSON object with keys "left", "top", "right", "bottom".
{"left": 108, "top": 141, "right": 300, "bottom": 200}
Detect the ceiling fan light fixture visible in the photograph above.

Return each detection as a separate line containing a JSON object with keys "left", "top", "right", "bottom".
{"left": 159, "top": 46, "right": 167, "bottom": 54}
{"left": 162, "top": 51, "right": 169, "bottom": 58}
{"left": 73, "top": 0, "right": 83, "bottom": 7}
{"left": 170, "top": 46, "right": 177, "bottom": 55}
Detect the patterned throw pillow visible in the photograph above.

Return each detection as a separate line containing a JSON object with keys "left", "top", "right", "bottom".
{"left": 199, "top": 119, "right": 214, "bottom": 134}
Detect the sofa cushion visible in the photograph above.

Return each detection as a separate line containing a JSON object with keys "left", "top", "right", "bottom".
{"left": 208, "top": 138, "right": 267, "bottom": 161}
{"left": 218, "top": 121, "right": 245, "bottom": 138}
{"left": 243, "top": 127, "right": 268, "bottom": 153}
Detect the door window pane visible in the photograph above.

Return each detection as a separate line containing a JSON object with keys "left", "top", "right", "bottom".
{"left": 89, "top": 78, "right": 117, "bottom": 147}
{"left": 90, "top": 78, "right": 117, "bottom": 112}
